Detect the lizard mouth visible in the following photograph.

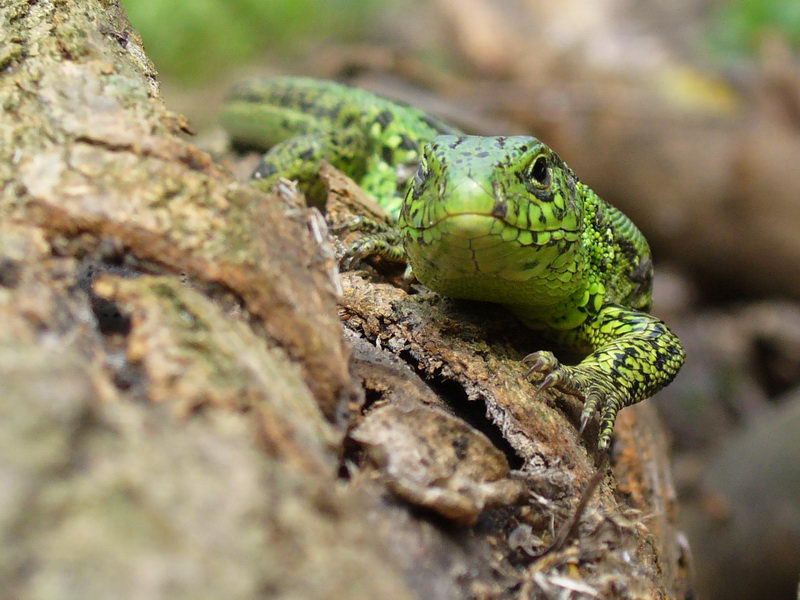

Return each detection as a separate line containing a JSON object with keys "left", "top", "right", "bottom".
{"left": 408, "top": 213, "right": 578, "bottom": 246}
{"left": 407, "top": 212, "right": 496, "bottom": 231}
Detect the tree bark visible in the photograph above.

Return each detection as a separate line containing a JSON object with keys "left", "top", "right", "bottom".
{"left": 0, "top": 2, "right": 691, "bottom": 598}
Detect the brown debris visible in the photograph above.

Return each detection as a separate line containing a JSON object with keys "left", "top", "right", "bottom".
{"left": 352, "top": 398, "right": 525, "bottom": 525}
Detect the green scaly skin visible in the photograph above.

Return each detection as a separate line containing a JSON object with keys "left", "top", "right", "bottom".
{"left": 222, "top": 76, "right": 686, "bottom": 450}
{"left": 222, "top": 76, "right": 460, "bottom": 216}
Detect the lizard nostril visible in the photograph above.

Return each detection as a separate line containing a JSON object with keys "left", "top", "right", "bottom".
{"left": 492, "top": 200, "right": 508, "bottom": 219}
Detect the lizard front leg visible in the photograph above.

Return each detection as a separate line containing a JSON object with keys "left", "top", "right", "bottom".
{"left": 525, "top": 304, "right": 685, "bottom": 450}
{"left": 339, "top": 218, "right": 407, "bottom": 270}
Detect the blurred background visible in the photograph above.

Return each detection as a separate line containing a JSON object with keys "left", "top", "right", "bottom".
{"left": 121, "top": 1, "right": 800, "bottom": 598}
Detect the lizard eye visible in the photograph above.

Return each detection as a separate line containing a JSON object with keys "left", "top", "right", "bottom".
{"left": 530, "top": 156, "right": 550, "bottom": 188}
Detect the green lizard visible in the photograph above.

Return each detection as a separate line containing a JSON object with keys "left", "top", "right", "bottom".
{"left": 222, "top": 76, "right": 685, "bottom": 450}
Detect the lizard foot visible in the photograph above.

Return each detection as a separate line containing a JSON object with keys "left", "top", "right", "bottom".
{"left": 522, "top": 351, "right": 624, "bottom": 450}
{"left": 340, "top": 231, "right": 406, "bottom": 270}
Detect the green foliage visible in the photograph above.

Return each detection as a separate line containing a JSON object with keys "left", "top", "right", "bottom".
{"left": 710, "top": 0, "right": 800, "bottom": 58}
{"left": 121, "top": 0, "right": 383, "bottom": 83}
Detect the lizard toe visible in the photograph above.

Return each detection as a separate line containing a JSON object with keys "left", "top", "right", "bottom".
{"left": 523, "top": 351, "right": 584, "bottom": 396}
{"left": 523, "top": 355, "right": 626, "bottom": 450}
{"left": 522, "top": 350, "right": 559, "bottom": 377}
{"left": 340, "top": 231, "right": 407, "bottom": 270}
{"left": 575, "top": 377, "right": 627, "bottom": 450}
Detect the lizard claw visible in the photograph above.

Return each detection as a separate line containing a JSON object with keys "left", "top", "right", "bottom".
{"left": 522, "top": 351, "right": 624, "bottom": 450}
{"left": 535, "top": 372, "right": 560, "bottom": 396}
{"left": 523, "top": 351, "right": 580, "bottom": 395}
{"left": 522, "top": 350, "right": 558, "bottom": 376}
{"left": 578, "top": 390, "right": 603, "bottom": 437}
{"left": 523, "top": 357, "right": 546, "bottom": 378}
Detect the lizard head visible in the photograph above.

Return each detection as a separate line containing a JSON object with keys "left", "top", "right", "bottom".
{"left": 399, "top": 135, "right": 587, "bottom": 304}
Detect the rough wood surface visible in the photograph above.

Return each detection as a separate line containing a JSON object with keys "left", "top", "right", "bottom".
{"left": 0, "top": 2, "right": 691, "bottom": 598}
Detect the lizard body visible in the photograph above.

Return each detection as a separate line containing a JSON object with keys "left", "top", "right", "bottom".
{"left": 222, "top": 76, "right": 460, "bottom": 217}
{"left": 222, "top": 76, "right": 685, "bottom": 450}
